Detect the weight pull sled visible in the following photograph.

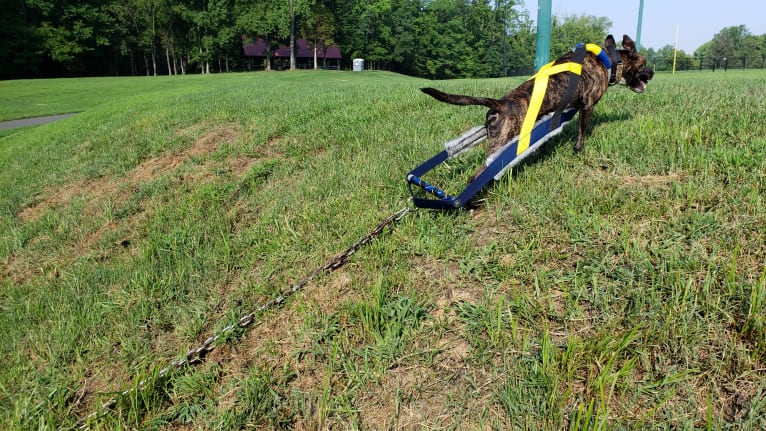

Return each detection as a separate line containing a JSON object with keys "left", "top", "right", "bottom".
{"left": 405, "top": 108, "right": 577, "bottom": 210}
{"left": 406, "top": 42, "right": 613, "bottom": 210}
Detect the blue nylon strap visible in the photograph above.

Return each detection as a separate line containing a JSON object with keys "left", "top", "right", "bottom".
{"left": 584, "top": 43, "right": 611, "bottom": 69}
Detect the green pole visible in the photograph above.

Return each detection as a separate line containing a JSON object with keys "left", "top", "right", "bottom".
{"left": 636, "top": 0, "right": 645, "bottom": 51}
{"left": 535, "top": 0, "right": 552, "bottom": 71}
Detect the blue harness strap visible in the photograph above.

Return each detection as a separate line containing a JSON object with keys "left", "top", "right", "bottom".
{"left": 549, "top": 43, "right": 587, "bottom": 131}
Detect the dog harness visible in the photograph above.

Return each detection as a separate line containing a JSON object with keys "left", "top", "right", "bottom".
{"left": 605, "top": 43, "right": 624, "bottom": 86}
{"left": 519, "top": 43, "right": 614, "bottom": 155}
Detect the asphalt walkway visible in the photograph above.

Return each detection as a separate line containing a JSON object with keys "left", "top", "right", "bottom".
{"left": 0, "top": 113, "right": 78, "bottom": 130}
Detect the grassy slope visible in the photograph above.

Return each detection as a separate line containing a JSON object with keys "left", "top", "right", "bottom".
{"left": 1, "top": 70, "right": 765, "bottom": 430}
{"left": 0, "top": 75, "right": 222, "bottom": 122}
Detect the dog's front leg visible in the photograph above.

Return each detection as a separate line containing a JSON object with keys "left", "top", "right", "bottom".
{"left": 574, "top": 107, "right": 592, "bottom": 152}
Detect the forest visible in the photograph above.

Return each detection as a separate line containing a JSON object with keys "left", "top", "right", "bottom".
{"left": 2, "top": 0, "right": 765, "bottom": 80}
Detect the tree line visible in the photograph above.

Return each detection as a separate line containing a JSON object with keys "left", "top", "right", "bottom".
{"left": 645, "top": 25, "right": 766, "bottom": 71}
{"left": 2, "top": 0, "right": 764, "bottom": 80}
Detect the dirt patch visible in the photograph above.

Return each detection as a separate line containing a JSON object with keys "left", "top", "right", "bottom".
{"left": 68, "top": 362, "right": 132, "bottom": 419}
{"left": 17, "top": 178, "right": 103, "bottom": 222}
{"left": 17, "top": 124, "right": 242, "bottom": 223}
{"left": 358, "top": 366, "right": 445, "bottom": 429}
{"left": 619, "top": 172, "right": 683, "bottom": 187}
{"left": 5, "top": 124, "right": 244, "bottom": 285}
{"left": 1, "top": 254, "right": 27, "bottom": 285}
{"left": 225, "top": 156, "right": 262, "bottom": 177}
{"left": 583, "top": 169, "right": 685, "bottom": 189}
{"left": 356, "top": 358, "right": 499, "bottom": 430}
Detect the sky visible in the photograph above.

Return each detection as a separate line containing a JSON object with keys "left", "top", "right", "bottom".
{"left": 529, "top": 0, "right": 766, "bottom": 53}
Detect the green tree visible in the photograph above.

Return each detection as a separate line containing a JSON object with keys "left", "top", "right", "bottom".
{"left": 111, "top": 0, "right": 148, "bottom": 75}
{"left": 199, "top": 0, "right": 239, "bottom": 73}
{"left": 300, "top": 0, "right": 337, "bottom": 69}
{"left": 462, "top": 0, "right": 497, "bottom": 77}
{"left": 742, "top": 33, "right": 766, "bottom": 68}
{"left": 505, "top": 4, "right": 534, "bottom": 75}
{"left": 650, "top": 44, "right": 693, "bottom": 71}
{"left": 697, "top": 25, "right": 753, "bottom": 70}
{"left": 415, "top": 0, "right": 467, "bottom": 78}
{"left": 388, "top": 0, "right": 419, "bottom": 75}
{"left": 211, "top": 0, "right": 240, "bottom": 72}
{"left": 7, "top": 0, "right": 706, "bottom": 79}
{"left": 550, "top": 13, "right": 612, "bottom": 58}
{"left": 29, "top": 0, "right": 117, "bottom": 74}
{"left": 236, "top": 0, "right": 289, "bottom": 70}
{"left": 711, "top": 25, "right": 747, "bottom": 60}
{"left": 287, "top": 0, "right": 312, "bottom": 70}
{"left": 0, "top": 0, "right": 44, "bottom": 78}
{"left": 357, "top": 0, "right": 394, "bottom": 70}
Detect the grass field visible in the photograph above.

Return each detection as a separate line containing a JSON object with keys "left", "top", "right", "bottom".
{"left": 1, "top": 69, "right": 765, "bottom": 430}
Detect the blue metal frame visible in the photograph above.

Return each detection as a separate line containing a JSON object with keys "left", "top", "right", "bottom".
{"left": 406, "top": 108, "right": 578, "bottom": 210}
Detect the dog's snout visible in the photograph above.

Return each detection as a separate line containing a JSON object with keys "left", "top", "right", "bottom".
{"left": 640, "top": 68, "right": 654, "bottom": 82}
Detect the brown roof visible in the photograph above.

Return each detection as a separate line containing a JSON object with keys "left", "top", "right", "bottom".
{"left": 244, "top": 38, "right": 341, "bottom": 59}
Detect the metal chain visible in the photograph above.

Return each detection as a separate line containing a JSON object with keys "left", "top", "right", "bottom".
{"left": 73, "top": 204, "right": 412, "bottom": 429}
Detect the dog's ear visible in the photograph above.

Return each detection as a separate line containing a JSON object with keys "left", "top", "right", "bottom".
{"left": 421, "top": 87, "right": 507, "bottom": 113}
{"left": 605, "top": 34, "right": 616, "bottom": 49}
{"left": 622, "top": 35, "right": 637, "bottom": 52}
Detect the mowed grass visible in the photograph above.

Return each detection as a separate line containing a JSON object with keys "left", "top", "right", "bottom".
{"left": 0, "top": 75, "right": 226, "bottom": 122}
{"left": 0, "top": 69, "right": 764, "bottom": 430}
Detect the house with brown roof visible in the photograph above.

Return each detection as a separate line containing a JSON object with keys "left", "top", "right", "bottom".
{"left": 243, "top": 38, "right": 342, "bottom": 70}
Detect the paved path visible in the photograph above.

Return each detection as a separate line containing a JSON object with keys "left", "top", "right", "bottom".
{"left": 0, "top": 113, "right": 78, "bottom": 130}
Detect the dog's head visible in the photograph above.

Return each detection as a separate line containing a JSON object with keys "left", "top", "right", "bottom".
{"left": 607, "top": 34, "right": 654, "bottom": 93}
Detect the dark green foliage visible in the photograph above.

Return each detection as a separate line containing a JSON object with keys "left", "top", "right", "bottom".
{"left": 1, "top": 0, "right": 612, "bottom": 79}
{"left": 7, "top": 0, "right": 765, "bottom": 79}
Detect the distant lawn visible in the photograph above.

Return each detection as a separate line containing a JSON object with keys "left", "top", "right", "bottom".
{"left": 1, "top": 75, "right": 186, "bottom": 121}
{"left": 1, "top": 69, "right": 764, "bottom": 430}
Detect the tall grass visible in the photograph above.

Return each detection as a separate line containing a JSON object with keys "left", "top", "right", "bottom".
{"left": 1, "top": 69, "right": 764, "bottom": 429}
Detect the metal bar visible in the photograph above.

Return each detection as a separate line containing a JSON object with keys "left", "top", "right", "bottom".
{"left": 444, "top": 125, "right": 487, "bottom": 157}
{"left": 407, "top": 174, "right": 454, "bottom": 201}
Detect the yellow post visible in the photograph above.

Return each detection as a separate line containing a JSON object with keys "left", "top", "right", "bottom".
{"left": 672, "top": 26, "right": 679, "bottom": 75}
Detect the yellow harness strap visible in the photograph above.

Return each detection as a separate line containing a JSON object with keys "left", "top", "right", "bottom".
{"left": 516, "top": 44, "right": 603, "bottom": 155}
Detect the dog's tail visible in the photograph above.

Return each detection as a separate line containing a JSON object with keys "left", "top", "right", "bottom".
{"left": 421, "top": 87, "right": 506, "bottom": 113}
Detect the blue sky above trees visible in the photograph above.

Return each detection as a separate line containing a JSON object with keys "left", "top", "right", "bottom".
{"left": 547, "top": 0, "right": 766, "bottom": 52}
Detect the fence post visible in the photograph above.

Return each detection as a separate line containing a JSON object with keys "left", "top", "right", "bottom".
{"left": 534, "top": 0, "right": 552, "bottom": 71}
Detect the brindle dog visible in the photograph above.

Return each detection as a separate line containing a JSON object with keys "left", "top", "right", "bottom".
{"left": 422, "top": 34, "right": 653, "bottom": 181}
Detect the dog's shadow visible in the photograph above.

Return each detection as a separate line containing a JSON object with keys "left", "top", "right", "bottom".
{"left": 465, "top": 110, "right": 633, "bottom": 209}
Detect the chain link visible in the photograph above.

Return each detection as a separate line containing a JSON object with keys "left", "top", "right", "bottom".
{"left": 72, "top": 204, "right": 412, "bottom": 429}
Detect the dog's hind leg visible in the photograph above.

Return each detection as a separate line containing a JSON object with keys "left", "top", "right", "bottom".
{"left": 574, "top": 106, "right": 593, "bottom": 153}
